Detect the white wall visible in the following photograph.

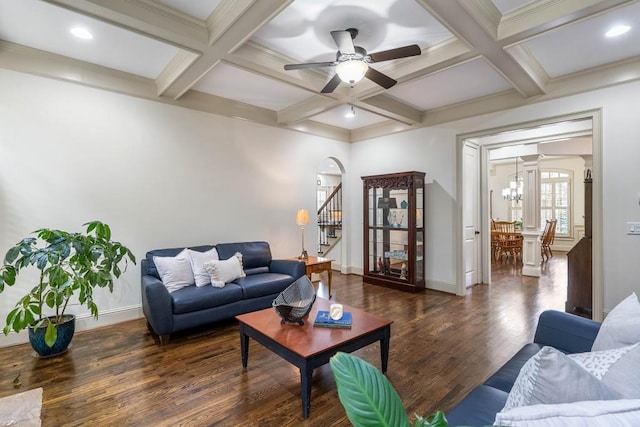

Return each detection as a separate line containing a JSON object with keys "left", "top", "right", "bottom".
{"left": 349, "top": 126, "right": 458, "bottom": 293}
{"left": 0, "top": 69, "right": 350, "bottom": 347}
{"left": 3, "top": 67, "right": 640, "bottom": 347}
{"left": 349, "top": 80, "right": 640, "bottom": 311}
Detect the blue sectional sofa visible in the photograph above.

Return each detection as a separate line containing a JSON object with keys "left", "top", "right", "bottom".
{"left": 141, "top": 241, "right": 305, "bottom": 345}
{"left": 446, "top": 310, "right": 602, "bottom": 426}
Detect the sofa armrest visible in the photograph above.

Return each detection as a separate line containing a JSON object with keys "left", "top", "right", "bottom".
{"left": 270, "top": 259, "right": 305, "bottom": 279}
{"left": 141, "top": 274, "right": 173, "bottom": 337}
{"left": 534, "top": 310, "right": 601, "bottom": 353}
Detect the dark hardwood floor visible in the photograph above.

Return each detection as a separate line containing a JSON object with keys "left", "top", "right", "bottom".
{"left": 0, "top": 254, "right": 567, "bottom": 426}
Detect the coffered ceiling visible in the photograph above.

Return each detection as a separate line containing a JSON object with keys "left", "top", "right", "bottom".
{"left": 1, "top": 0, "right": 639, "bottom": 142}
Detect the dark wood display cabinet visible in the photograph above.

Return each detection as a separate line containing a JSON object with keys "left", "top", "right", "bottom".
{"left": 566, "top": 173, "right": 593, "bottom": 318}
{"left": 362, "top": 171, "right": 425, "bottom": 292}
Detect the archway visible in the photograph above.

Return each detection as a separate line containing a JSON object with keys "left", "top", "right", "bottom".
{"left": 316, "top": 157, "right": 344, "bottom": 269}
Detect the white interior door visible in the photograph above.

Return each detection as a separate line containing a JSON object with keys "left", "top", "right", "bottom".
{"left": 463, "top": 143, "right": 481, "bottom": 287}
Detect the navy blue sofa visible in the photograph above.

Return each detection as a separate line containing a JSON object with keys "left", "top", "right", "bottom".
{"left": 446, "top": 310, "right": 602, "bottom": 426}
{"left": 141, "top": 241, "right": 305, "bottom": 345}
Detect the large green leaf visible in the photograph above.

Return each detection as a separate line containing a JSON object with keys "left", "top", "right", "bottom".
{"left": 330, "top": 352, "right": 410, "bottom": 427}
{"left": 0, "top": 266, "right": 16, "bottom": 287}
{"left": 44, "top": 321, "right": 58, "bottom": 347}
{"left": 35, "top": 252, "right": 48, "bottom": 270}
{"left": 4, "top": 246, "right": 21, "bottom": 264}
{"left": 85, "top": 221, "right": 98, "bottom": 234}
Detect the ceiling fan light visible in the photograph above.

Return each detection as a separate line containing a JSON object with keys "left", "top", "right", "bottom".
{"left": 335, "top": 60, "right": 368, "bottom": 84}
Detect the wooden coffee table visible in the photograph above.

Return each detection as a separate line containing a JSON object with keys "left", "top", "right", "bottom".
{"left": 236, "top": 297, "right": 392, "bottom": 419}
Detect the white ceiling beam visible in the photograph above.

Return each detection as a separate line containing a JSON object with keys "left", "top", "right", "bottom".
{"left": 44, "top": 0, "right": 210, "bottom": 97}
{"left": 206, "top": 0, "right": 256, "bottom": 46}
{"left": 226, "top": 42, "right": 330, "bottom": 93}
{"left": 357, "top": 96, "right": 422, "bottom": 125}
{"left": 45, "top": 1, "right": 294, "bottom": 99}
{"left": 379, "top": 38, "right": 472, "bottom": 83}
{"left": 155, "top": 51, "right": 201, "bottom": 96}
{"left": 457, "top": 0, "right": 501, "bottom": 40}
{"left": 420, "top": 0, "right": 545, "bottom": 97}
{"left": 180, "top": 90, "right": 278, "bottom": 125}
{"left": 277, "top": 97, "right": 341, "bottom": 125}
{"left": 351, "top": 121, "right": 413, "bottom": 143}
{"left": 505, "top": 45, "right": 550, "bottom": 92}
{"left": 0, "top": 40, "right": 282, "bottom": 128}
{"left": 286, "top": 121, "right": 351, "bottom": 142}
{"left": 43, "top": 0, "right": 208, "bottom": 50}
{"left": 161, "top": 1, "right": 293, "bottom": 99}
{"left": 0, "top": 40, "right": 159, "bottom": 98}
{"left": 498, "top": 0, "right": 634, "bottom": 42}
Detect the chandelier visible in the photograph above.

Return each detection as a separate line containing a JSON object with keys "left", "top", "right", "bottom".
{"left": 502, "top": 157, "right": 523, "bottom": 202}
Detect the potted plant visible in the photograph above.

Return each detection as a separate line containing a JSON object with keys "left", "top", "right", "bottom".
{"left": 330, "top": 352, "right": 448, "bottom": 427}
{"left": 0, "top": 221, "right": 135, "bottom": 357}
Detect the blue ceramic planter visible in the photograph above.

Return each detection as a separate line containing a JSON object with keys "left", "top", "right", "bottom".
{"left": 28, "top": 315, "right": 75, "bottom": 358}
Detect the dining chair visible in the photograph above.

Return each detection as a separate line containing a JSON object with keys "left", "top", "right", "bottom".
{"left": 493, "top": 221, "right": 516, "bottom": 233}
{"left": 540, "top": 219, "right": 558, "bottom": 261}
{"left": 494, "top": 231, "right": 523, "bottom": 264}
{"left": 491, "top": 220, "right": 498, "bottom": 258}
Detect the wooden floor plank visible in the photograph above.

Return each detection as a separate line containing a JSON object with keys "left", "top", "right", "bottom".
{"left": 0, "top": 254, "right": 567, "bottom": 426}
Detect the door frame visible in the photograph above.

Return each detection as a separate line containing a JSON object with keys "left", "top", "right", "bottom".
{"left": 455, "top": 109, "right": 603, "bottom": 320}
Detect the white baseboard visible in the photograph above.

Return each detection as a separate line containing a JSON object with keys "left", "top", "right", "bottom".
{"left": 0, "top": 305, "right": 143, "bottom": 349}
{"left": 551, "top": 244, "right": 573, "bottom": 252}
{"left": 336, "top": 267, "right": 457, "bottom": 295}
{"left": 426, "top": 280, "right": 456, "bottom": 294}
{"left": 345, "top": 266, "right": 363, "bottom": 275}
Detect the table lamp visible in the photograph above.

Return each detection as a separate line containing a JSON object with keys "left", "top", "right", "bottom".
{"left": 296, "top": 209, "right": 309, "bottom": 260}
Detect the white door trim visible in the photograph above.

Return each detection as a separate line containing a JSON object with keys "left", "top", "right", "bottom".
{"left": 455, "top": 110, "right": 603, "bottom": 320}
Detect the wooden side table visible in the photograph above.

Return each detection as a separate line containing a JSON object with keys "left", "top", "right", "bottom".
{"left": 297, "top": 256, "right": 332, "bottom": 298}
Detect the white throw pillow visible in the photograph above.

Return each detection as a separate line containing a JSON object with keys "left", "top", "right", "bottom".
{"left": 569, "top": 343, "right": 640, "bottom": 399}
{"left": 502, "top": 346, "right": 613, "bottom": 412}
{"left": 153, "top": 248, "right": 194, "bottom": 293}
{"left": 495, "top": 399, "right": 640, "bottom": 427}
{"left": 187, "top": 248, "right": 219, "bottom": 287}
{"left": 592, "top": 292, "right": 640, "bottom": 351}
{"left": 204, "top": 252, "right": 245, "bottom": 288}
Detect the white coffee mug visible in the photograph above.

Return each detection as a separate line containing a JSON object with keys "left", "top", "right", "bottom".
{"left": 329, "top": 303, "right": 343, "bottom": 320}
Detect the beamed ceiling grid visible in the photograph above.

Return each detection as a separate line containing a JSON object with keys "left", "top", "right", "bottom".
{"left": 0, "top": 0, "right": 639, "bottom": 142}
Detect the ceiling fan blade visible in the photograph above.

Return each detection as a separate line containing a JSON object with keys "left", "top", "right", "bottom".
{"left": 368, "top": 44, "right": 421, "bottom": 63}
{"left": 365, "top": 67, "right": 397, "bottom": 89}
{"left": 320, "top": 74, "right": 342, "bottom": 94}
{"left": 331, "top": 30, "right": 355, "bottom": 54}
{"left": 284, "top": 61, "right": 335, "bottom": 71}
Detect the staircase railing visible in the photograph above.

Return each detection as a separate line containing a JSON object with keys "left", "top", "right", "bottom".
{"left": 317, "top": 183, "right": 342, "bottom": 253}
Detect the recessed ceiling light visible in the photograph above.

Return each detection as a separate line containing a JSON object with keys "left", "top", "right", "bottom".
{"left": 344, "top": 105, "right": 356, "bottom": 119}
{"left": 605, "top": 25, "right": 630, "bottom": 38}
{"left": 70, "top": 27, "right": 93, "bottom": 40}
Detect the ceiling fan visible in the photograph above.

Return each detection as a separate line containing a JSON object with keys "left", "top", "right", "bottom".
{"left": 284, "top": 28, "right": 421, "bottom": 94}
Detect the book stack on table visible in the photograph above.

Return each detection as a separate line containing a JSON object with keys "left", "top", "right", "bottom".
{"left": 313, "top": 310, "right": 352, "bottom": 329}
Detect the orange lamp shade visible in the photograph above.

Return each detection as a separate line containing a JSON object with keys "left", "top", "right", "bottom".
{"left": 296, "top": 209, "right": 309, "bottom": 226}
